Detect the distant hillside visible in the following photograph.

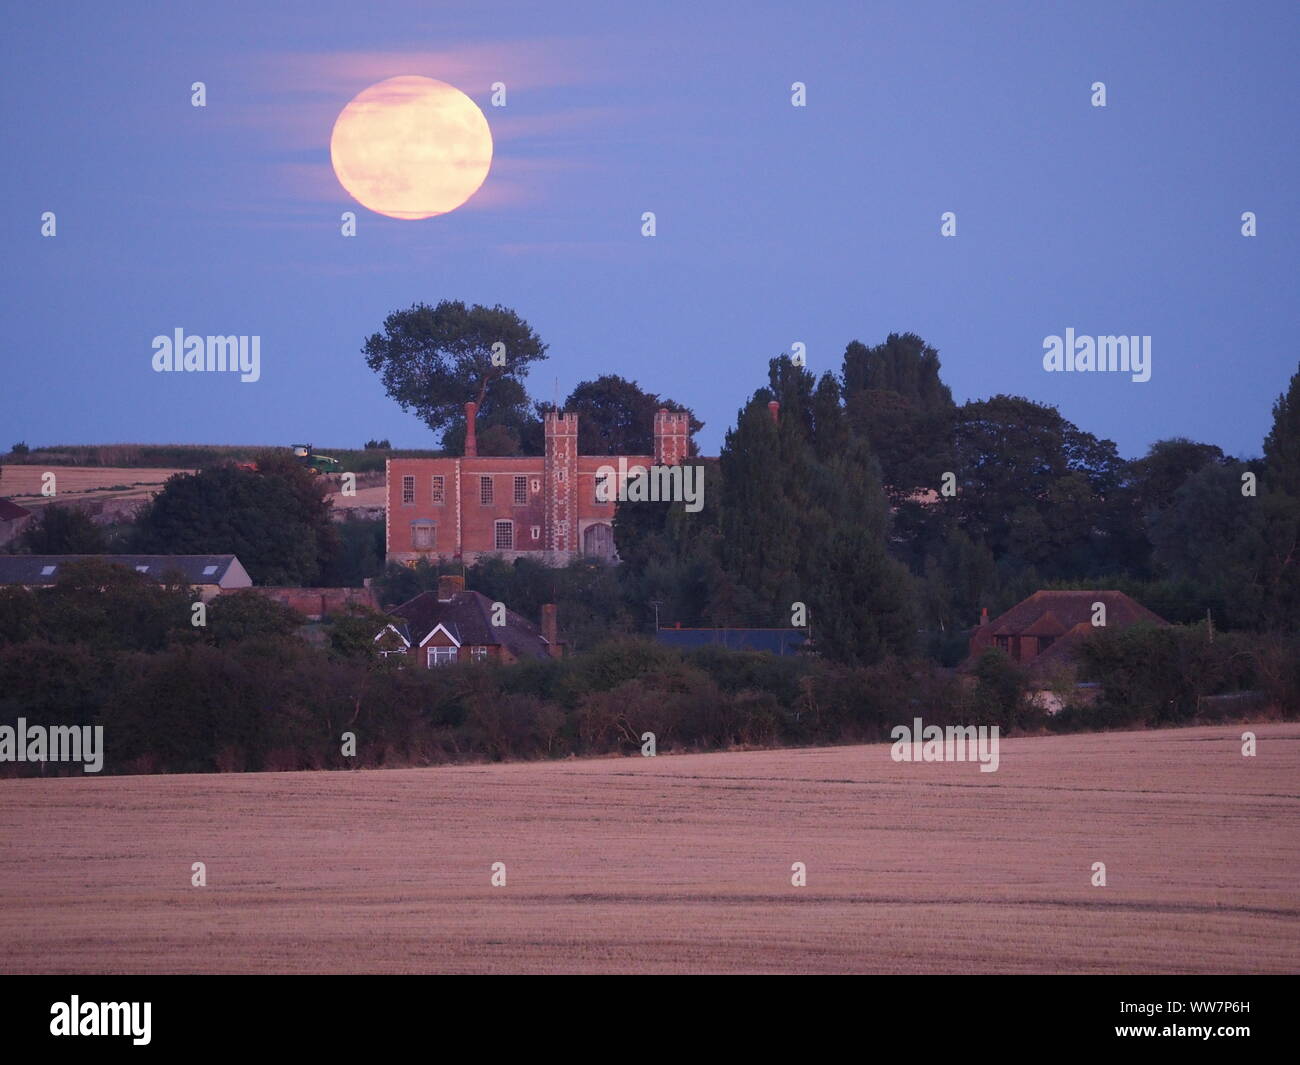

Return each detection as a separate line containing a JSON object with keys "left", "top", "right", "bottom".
{"left": 1, "top": 443, "right": 443, "bottom": 473}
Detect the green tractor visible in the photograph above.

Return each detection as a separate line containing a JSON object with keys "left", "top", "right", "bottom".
{"left": 291, "top": 443, "right": 342, "bottom": 475}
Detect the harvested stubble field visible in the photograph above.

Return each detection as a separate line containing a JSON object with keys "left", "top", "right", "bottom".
{"left": 0, "top": 464, "right": 384, "bottom": 513}
{"left": 0, "top": 724, "right": 1296, "bottom": 974}
{"left": 0, "top": 466, "right": 192, "bottom": 507}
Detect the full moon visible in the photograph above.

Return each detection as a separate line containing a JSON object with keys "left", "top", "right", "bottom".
{"left": 329, "top": 75, "right": 493, "bottom": 220}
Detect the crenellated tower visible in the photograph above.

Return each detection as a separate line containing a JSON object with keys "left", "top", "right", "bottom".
{"left": 544, "top": 411, "right": 579, "bottom": 556}
{"left": 653, "top": 408, "right": 690, "bottom": 466}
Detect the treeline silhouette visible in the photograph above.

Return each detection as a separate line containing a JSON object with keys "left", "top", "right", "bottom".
{"left": 0, "top": 562, "right": 1294, "bottom": 776}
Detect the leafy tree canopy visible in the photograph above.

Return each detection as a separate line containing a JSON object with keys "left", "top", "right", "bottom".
{"left": 1129, "top": 437, "right": 1228, "bottom": 514}
{"left": 363, "top": 300, "right": 547, "bottom": 445}
{"left": 561, "top": 375, "right": 702, "bottom": 456}
{"left": 1263, "top": 362, "right": 1300, "bottom": 498}
{"left": 18, "top": 504, "right": 107, "bottom": 554}
{"left": 133, "top": 453, "right": 338, "bottom": 585}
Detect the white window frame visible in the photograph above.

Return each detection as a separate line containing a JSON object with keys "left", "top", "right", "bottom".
{"left": 401, "top": 475, "right": 415, "bottom": 504}
{"left": 427, "top": 646, "right": 457, "bottom": 668}
{"left": 480, "top": 476, "right": 494, "bottom": 505}
{"left": 513, "top": 475, "right": 528, "bottom": 505}
{"left": 430, "top": 475, "right": 445, "bottom": 504}
{"left": 494, "top": 520, "right": 514, "bottom": 550}
{"left": 411, "top": 521, "right": 436, "bottom": 550}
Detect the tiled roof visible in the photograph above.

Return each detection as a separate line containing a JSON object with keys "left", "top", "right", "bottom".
{"left": 987, "top": 590, "right": 1165, "bottom": 636}
{"left": 388, "top": 590, "right": 551, "bottom": 660}
{"left": 1024, "top": 622, "right": 1097, "bottom": 673}
{"left": 968, "top": 590, "right": 1170, "bottom": 679}
{"left": 1022, "top": 610, "right": 1067, "bottom": 637}
{"left": 0, "top": 498, "right": 32, "bottom": 521}
{"left": 0, "top": 554, "right": 243, "bottom": 585}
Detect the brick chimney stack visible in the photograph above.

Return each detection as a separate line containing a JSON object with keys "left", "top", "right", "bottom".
{"left": 768, "top": 400, "right": 780, "bottom": 425}
{"left": 540, "top": 603, "right": 559, "bottom": 656}
{"left": 438, "top": 574, "right": 465, "bottom": 602}
{"left": 979, "top": 607, "right": 989, "bottom": 625}
{"left": 464, "top": 401, "right": 478, "bottom": 457}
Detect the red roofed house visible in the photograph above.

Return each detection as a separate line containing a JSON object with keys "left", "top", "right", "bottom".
{"left": 374, "top": 574, "right": 563, "bottom": 667}
{"left": 966, "top": 589, "right": 1169, "bottom": 694}
{"left": 0, "top": 498, "right": 33, "bottom": 548}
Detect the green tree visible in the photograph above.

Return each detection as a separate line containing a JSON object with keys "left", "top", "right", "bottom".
{"left": 439, "top": 377, "right": 539, "bottom": 456}
{"left": 719, "top": 391, "right": 804, "bottom": 618}
{"left": 1150, "top": 461, "right": 1300, "bottom": 631}
{"left": 952, "top": 395, "right": 1129, "bottom": 575}
{"left": 1263, "top": 362, "right": 1300, "bottom": 498}
{"left": 36, "top": 559, "right": 196, "bottom": 652}
{"left": 968, "top": 649, "right": 1029, "bottom": 730}
{"left": 0, "top": 642, "right": 113, "bottom": 746}
{"left": 18, "top": 504, "right": 107, "bottom": 554}
{"left": 841, "top": 333, "right": 956, "bottom": 494}
{"left": 362, "top": 300, "right": 547, "bottom": 446}
{"left": 718, "top": 357, "right": 915, "bottom": 663}
{"left": 206, "top": 591, "right": 305, "bottom": 646}
{"left": 561, "top": 375, "right": 702, "bottom": 456}
{"left": 133, "top": 456, "right": 338, "bottom": 585}
{"left": 321, "top": 520, "right": 386, "bottom": 587}
{"left": 329, "top": 608, "right": 399, "bottom": 661}
{"left": 842, "top": 332, "right": 954, "bottom": 409}
{"left": 1129, "top": 437, "right": 1228, "bottom": 514}
{"left": 0, "top": 586, "right": 40, "bottom": 646}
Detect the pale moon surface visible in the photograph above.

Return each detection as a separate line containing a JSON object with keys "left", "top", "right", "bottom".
{"left": 330, "top": 75, "right": 493, "bottom": 220}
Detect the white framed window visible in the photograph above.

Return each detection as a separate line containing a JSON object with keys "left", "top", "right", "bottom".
{"left": 494, "top": 520, "right": 514, "bottom": 550}
{"left": 530, "top": 478, "right": 541, "bottom": 494}
{"left": 431, "top": 475, "right": 445, "bottom": 504}
{"left": 427, "top": 646, "right": 457, "bottom": 668}
{"left": 513, "top": 475, "right": 528, "bottom": 504}
{"left": 402, "top": 475, "right": 415, "bottom": 504}
{"left": 480, "top": 476, "right": 494, "bottom": 504}
{"left": 530, "top": 525, "right": 540, "bottom": 541}
{"left": 411, "top": 522, "right": 436, "bottom": 550}
{"left": 471, "top": 646, "right": 489, "bottom": 662}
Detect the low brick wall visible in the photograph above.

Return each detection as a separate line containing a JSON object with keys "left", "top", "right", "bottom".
{"left": 242, "top": 586, "right": 379, "bottom": 620}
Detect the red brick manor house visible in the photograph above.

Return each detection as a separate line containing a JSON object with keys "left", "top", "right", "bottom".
{"left": 386, "top": 402, "right": 693, "bottom": 566}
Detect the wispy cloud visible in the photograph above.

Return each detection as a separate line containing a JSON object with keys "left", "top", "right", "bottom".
{"left": 213, "top": 37, "right": 622, "bottom": 216}
{"left": 269, "top": 39, "right": 601, "bottom": 96}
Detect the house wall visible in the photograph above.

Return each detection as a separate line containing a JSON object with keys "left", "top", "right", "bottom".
{"left": 417, "top": 628, "right": 505, "bottom": 667}
{"left": 386, "top": 447, "right": 658, "bottom": 567}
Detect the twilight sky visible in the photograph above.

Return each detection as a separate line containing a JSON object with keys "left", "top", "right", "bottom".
{"left": 3, "top": 0, "right": 1297, "bottom": 459}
